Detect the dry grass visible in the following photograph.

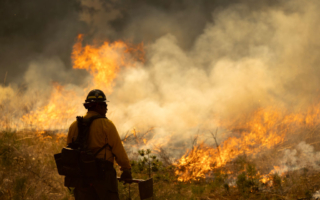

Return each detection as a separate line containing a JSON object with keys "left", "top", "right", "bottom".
{"left": 0, "top": 130, "right": 71, "bottom": 200}
{"left": 1, "top": 130, "right": 320, "bottom": 200}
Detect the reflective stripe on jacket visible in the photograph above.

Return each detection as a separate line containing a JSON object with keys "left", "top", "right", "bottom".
{"left": 67, "top": 111, "right": 131, "bottom": 170}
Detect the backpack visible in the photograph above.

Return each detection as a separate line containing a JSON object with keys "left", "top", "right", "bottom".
{"left": 54, "top": 115, "right": 110, "bottom": 187}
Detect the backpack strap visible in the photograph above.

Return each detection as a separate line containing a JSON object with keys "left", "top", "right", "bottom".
{"left": 93, "top": 143, "right": 113, "bottom": 157}
{"left": 74, "top": 115, "right": 106, "bottom": 150}
{"left": 74, "top": 115, "right": 114, "bottom": 159}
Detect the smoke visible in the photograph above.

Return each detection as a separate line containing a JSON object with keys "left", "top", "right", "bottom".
{"left": 1, "top": 0, "right": 320, "bottom": 152}
{"left": 106, "top": 0, "right": 320, "bottom": 138}
{"left": 271, "top": 142, "right": 320, "bottom": 175}
{"left": 0, "top": 0, "right": 85, "bottom": 84}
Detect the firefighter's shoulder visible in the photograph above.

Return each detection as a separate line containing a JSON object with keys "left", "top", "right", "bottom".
{"left": 94, "top": 117, "right": 115, "bottom": 124}
{"left": 68, "top": 120, "right": 78, "bottom": 130}
{"left": 93, "top": 117, "right": 117, "bottom": 129}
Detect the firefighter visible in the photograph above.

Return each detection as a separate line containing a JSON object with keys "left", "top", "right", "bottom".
{"left": 67, "top": 89, "right": 132, "bottom": 200}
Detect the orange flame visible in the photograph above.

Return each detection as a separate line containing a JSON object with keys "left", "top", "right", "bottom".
{"left": 21, "top": 83, "right": 78, "bottom": 130}
{"left": 72, "top": 34, "right": 144, "bottom": 92}
{"left": 174, "top": 106, "right": 320, "bottom": 182}
{"left": 20, "top": 35, "right": 144, "bottom": 130}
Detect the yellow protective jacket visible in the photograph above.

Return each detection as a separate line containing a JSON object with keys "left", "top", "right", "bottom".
{"left": 67, "top": 111, "right": 131, "bottom": 170}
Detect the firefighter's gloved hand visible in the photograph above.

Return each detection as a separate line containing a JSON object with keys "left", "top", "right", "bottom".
{"left": 120, "top": 169, "right": 132, "bottom": 183}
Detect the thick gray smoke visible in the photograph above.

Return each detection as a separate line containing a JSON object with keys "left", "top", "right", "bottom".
{"left": 1, "top": 0, "right": 320, "bottom": 152}
{"left": 108, "top": 0, "right": 320, "bottom": 140}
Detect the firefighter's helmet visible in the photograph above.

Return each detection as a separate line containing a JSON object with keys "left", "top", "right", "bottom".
{"left": 84, "top": 89, "right": 108, "bottom": 104}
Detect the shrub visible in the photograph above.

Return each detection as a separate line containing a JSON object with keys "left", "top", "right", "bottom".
{"left": 209, "top": 170, "right": 228, "bottom": 192}
{"left": 236, "top": 164, "right": 260, "bottom": 194}
{"left": 272, "top": 173, "right": 282, "bottom": 191}
{"left": 13, "top": 176, "right": 28, "bottom": 200}
{"left": 191, "top": 185, "right": 205, "bottom": 195}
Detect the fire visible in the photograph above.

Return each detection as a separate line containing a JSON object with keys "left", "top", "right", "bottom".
{"left": 21, "top": 83, "right": 79, "bottom": 130}
{"left": 269, "top": 165, "right": 288, "bottom": 175}
{"left": 72, "top": 34, "right": 144, "bottom": 92}
{"left": 175, "top": 143, "right": 217, "bottom": 182}
{"left": 20, "top": 35, "right": 144, "bottom": 131}
{"left": 5, "top": 34, "right": 320, "bottom": 184}
{"left": 174, "top": 106, "right": 320, "bottom": 182}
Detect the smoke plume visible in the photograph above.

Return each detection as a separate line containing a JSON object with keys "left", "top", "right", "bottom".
{"left": 1, "top": 0, "right": 320, "bottom": 152}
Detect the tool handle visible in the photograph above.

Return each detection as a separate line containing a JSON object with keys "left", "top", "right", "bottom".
{"left": 117, "top": 177, "right": 144, "bottom": 183}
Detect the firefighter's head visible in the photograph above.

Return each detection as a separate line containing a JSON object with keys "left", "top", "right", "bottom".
{"left": 83, "top": 89, "right": 108, "bottom": 116}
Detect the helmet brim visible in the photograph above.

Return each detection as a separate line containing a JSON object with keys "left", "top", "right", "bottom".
{"left": 84, "top": 100, "right": 109, "bottom": 104}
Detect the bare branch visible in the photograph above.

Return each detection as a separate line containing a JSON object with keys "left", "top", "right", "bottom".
{"left": 210, "top": 128, "right": 222, "bottom": 164}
